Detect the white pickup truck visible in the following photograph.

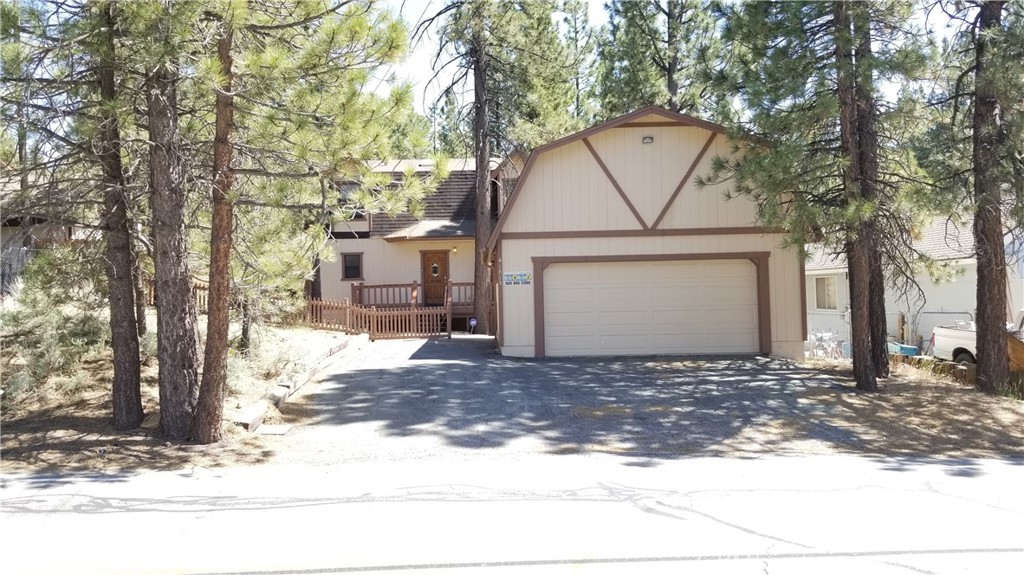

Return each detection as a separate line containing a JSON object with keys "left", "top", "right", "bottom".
{"left": 930, "top": 311, "right": 1024, "bottom": 364}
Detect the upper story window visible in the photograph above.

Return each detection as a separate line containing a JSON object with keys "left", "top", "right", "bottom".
{"left": 338, "top": 182, "right": 366, "bottom": 220}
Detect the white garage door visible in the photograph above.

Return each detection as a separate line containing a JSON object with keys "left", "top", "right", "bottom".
{"left": 544, "top": 260, "right": 759, "bottom": 356}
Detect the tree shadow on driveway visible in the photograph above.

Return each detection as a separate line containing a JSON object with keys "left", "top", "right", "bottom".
{"left": 279, "top": 337, "right": 1024, "bottom": 467}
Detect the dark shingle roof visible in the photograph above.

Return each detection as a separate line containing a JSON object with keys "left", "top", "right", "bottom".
{"left": 371, "top": 168, "right": 477, "bottom": 238}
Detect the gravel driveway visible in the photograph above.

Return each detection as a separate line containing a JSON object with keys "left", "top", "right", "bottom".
{"left": 272, "top": 336, "right": 1024, "bottom": 465}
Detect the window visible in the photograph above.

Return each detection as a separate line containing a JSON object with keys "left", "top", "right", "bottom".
{"left": 815, "top": 276, "right": 838, "bottom": 310}
{"left": 338, "top": 182, "right": 366, "bottom": 220}
{"left": 341, "top": 253, "right": 363, "bottom": 280}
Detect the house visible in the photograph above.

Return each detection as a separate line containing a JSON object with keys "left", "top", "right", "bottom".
{"left": 487, "top": 107, "right": 806, "bottom": 359}
{"left": 1, "top": 176, "right": 95, "bottom": 295}
{"left": 318, "top": 157, "right": 523, "bottom": 328}
{"left": 804, "top": 217, "right": 1024, "bottom": 351}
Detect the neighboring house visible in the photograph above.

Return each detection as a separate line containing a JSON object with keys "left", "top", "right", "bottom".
{"left": 488, "top": 107, "right": 805, "bottom": 360}
{"left": 805, "top": 217, "right": 1024, "bottom": 350}
{"left": 1, "top": 215, "right": 90, "bottom": 296}
{"left": 2, "top": 175, "right": 95, "bottom": 295}
{"left": 319, "top": 157, "right": 523, "bottom": 326}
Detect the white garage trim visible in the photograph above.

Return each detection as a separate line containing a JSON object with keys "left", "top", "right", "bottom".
{"left": 532, "top": 252, "right": 772, "bottom": 357}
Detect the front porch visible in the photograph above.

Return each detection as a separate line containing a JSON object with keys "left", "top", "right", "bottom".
{"left": 351, "top": 281, "right": 475, "bottom": 318}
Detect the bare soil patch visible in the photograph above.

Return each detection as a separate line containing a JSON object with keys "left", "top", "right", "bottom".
{"left": 791, "top": 360, "right": 1024, "bottom": 459}
{"left": 1, "top": 325, "right": 348, "bottom": 475}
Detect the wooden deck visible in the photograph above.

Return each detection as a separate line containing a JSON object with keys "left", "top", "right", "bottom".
{"left": 306, "top": 298, "right": 451, "bottom": 340}
{"left": 308, "top": 280, "right": 475, "bottom": 340}
{"left": 351, "top": 281, "right": 475, "bottom": 317}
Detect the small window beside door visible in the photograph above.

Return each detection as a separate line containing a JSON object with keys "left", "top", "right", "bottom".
{"left": 341, "top": 253, "right": 363, "bottom": 280}
{"left": 815, "top": 276, "right": 838, "bottom": 310}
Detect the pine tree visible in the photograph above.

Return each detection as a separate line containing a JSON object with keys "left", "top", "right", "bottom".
{"left": 190, "top": 0, "right": 422, "bottom": 443}
{"left": 595, "top": 0, "right": 719, "bottom": 119}
{"left": 122, "top": 0, "right": 204, "bottom": 439}
{"left": 922, "top": 1, "right": 1024, "bottom": 394}
{"left": 433, "top": 91, "right": 470, "bottom": 156}
{"left": 2, "top": 0, "right": 146, "bottom": 428}
{"left": 706, "top": 1, "right": 932, "bottom": 390}
{"left": 561, "top": 0, "right": 597, "bottom": 122}
{"left": 427, "top": 0, "right": 582, "bottom": 333}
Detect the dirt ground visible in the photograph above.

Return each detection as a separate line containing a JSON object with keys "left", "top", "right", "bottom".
{"left": 3, "top": 347, "right": 1024, "bottom": 475}
{"left": 1, "top": 325, "right": 348, "bottom": 475}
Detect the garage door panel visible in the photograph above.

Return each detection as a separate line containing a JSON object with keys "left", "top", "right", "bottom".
{"left": 650, "top": 309, "right": 703, "bottom": 327}
{"left": 547, "top": 310, "right": 595, "bottom": 326}
{"left": 598, "top": 310, "right": 643, "bottom": 327}
{"left": 703, "top": 284, "right": 755, "bottom": 302}
{"left": 544, "top": 260, "right": 759, "bottom": 357}
{"left": 548, "top": 337, "right": 596, "bottom": 352}
{"left": 596, "top": 288, "right": 646, "bottom": 307}
{"left": 547, "top": 288, "right": 593, "bottom": 306}
{"left": 711, "top": 307, "right": 757, "bottom": 324}
{"left": 703, "top": 333, "right": 759, "bottom": 350}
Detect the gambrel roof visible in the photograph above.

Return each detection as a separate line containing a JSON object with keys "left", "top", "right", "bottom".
{"left": 486, "top": 106, "right": 730, "bottom": 251}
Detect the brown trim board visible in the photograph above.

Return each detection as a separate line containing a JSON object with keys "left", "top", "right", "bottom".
{"left": 582, "top": 137, "right": 649, "bottom": 230}
{"left": 618, "top": 121, "right": 686, "bottom": 128}
{"left": 532, "top": 252, "right": 772, "bottom": 358}
{"left": 500, "top": 226, "right": 778, "bottom": 240}
{"left": 799, "top": 257, "right": 808, "bottom": 342}
{"left": 651, "top": 133, "right": 718, "bottom": 229}
{"left": 486, "top": 106, "right": 728, "bottom": 253}
{"left": 750, "top": 255, "right": 772, "bottom": 355}
{"left": 496, "top": 244, "right": 504, "bottom": 347}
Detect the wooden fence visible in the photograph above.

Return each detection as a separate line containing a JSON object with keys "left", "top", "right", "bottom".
{"left": 143, "top": 278, "right": 209, "bottom": 312}
{"left": 306, "top": 297, "right": 452, "bottom": 340}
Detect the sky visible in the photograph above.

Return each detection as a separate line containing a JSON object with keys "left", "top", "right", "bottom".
{"left": 380, "top": 0, "right": 609, "bottom": 117}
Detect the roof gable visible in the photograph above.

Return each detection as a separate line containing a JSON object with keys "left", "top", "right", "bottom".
{"left": 487, "top": 107, "right": 732, "bottom": 250}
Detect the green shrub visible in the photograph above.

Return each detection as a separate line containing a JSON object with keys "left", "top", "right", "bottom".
{"left": 17, "top": 243, "right": 109, "bottom": 311}
{"left": 0, "top": 293, "right": 109, "bottom": 402}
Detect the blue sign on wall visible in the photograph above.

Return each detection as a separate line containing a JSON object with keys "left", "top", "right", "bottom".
{"left": 503, "top": 272, "right": 533, "bottom": 286}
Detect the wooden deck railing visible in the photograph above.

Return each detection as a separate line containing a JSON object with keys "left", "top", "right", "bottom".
{"left": 352, "top": 280, "right": 473, "bottom": 310}
{"left": 306, "top": 295, "right": 452, "bottom": 341}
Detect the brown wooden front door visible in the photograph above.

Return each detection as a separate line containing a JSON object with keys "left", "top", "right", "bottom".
{"left": 421, "top": 251, "right": 449, "bottom": 306}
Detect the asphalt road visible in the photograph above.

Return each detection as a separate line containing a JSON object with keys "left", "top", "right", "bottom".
{"left": 2, "top": 337, "right": 1022, "bottom": 574}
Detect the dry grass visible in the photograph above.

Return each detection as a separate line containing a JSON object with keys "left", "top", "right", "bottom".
{"left": 1, "top": 325, "right": 347, "bottom": 475}
{"left": 793, "top": 360, "right": 1024, "bottom": 459}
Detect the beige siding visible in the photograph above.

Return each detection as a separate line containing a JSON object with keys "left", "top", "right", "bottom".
{"left": 321, "top": 238, "right": 475, "bottom": 301}
{"left": 331, "top": 217, "right": 370, "bottom": 234}
{"left": 503, "top": 125, "right": 756, "bottom": 233}
{"left": 655, "top": 136, "right": 758, "bottom": 229}
{"left": 502, "top": 140, "right": 643, "bottom": 233}
{"left": 498, "top": 234, "right": 804, "bottom": 359}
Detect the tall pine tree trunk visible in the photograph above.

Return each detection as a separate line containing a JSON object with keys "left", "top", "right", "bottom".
{"left": 854, "top": 5, "right": 889, "bottom": 379}
{"left": 98, "top": 2, "right": 143, "bottom": 430}
{"left": 130, "top": 233, "right": 148, "bottom": 339}
{"left": 665, "top": 1, "right": 680, "bottom": 112}
{"left": 472, "top": 25, "right": 493, "bottom": 335}
{"left": 147, "top": 61, "right": 200, "bottom": 440}
{"left": 972, "top": 1, "right": 1009, "bottom": 394}
{"left": 835, "top": 0, "right": 876, "bottom": 391}
{"left": 193, "top": 25, "right": 235, "bottom": 444}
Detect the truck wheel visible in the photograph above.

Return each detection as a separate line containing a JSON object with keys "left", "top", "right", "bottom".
{"left": 953, "top": 352, "right": 976, "bottom": 365}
